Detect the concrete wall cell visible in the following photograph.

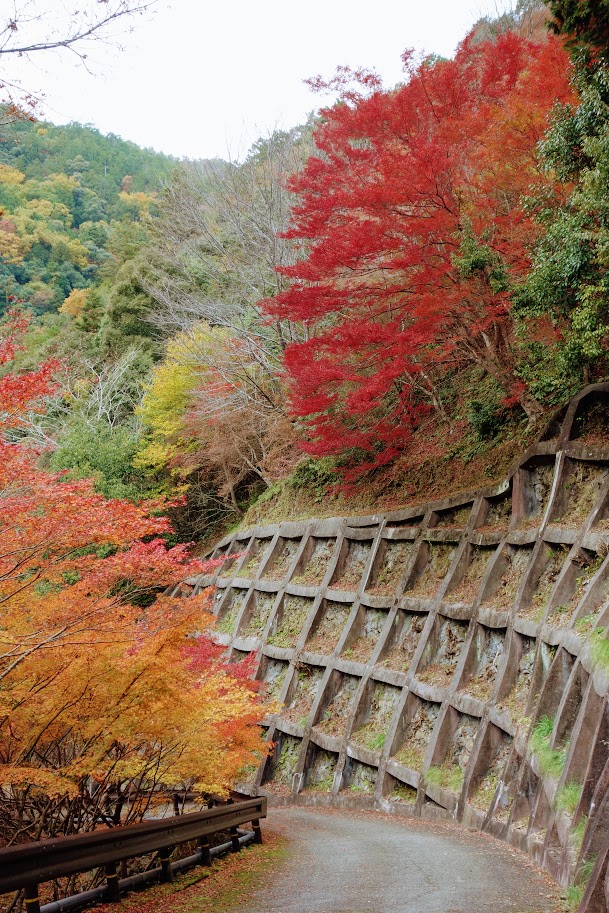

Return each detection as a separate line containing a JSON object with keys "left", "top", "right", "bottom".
{"left": 499, "top": 630, "right": 535, "bottom": 702}
{"left": 260, "top": 535, "right": 302, "bottom": 581}
{"left": 518, "top": 542, "right": 571, "bottom": 623}
{"left": 341, "top": 757, "right": 379, "bottom": 795}
{"left": 428, "top": 709, "right": 480, "bottom": 798}
{"left": 215, "top": 585, "right": 250, "bottom": 636}
{"left": 549, "top": 459, "right": 609, "bottom": 528}
{"left": 291, "top": 536, "right": 336, "bottom": 586}
{"left": 281, "top": 664, "right": 325, "bottom": 730}
{"left": 555, "top": 662, "right": 588, "bottom": 750}
{"left": 377, "top": 609, "right": 429, "bottom": 674}
{"left": 390, "top": 694, "right": 441, "bottom": 773}
{"left": 459, "top": 625, "right": 507, "bottom": 701}
{"left": 264, "top": 732, "right": 303, "bottom": 793}
{"left": 305, "top": 599, "right": 353, "bottom": 656}
{"left": 466, "top": 723, "right": 512, "bottom": 815}
{"left": 350, "top": 681, "right": 402, "bottom": 757}
{"left": 312, "top": 672, "right": 360, "bottom": 740}
{"left": 233, "top": 536, "right": 274, "bottom": 580}
{"left": 302, "top": 744, "right": 339, "bottom": 793}
{"left": 477, "top": 489, "right": 513, "bottom": 531}
{"left": 407, "top": 541, "right": 459, "bottom": 599}
{"left": 481, "top": 543, "right": 534, "bottom": 611}
{"left": 546, "top": 547, "right": 605, "bottom": 630}
{"left": 341, "top": 606, "right": 390, "bottom": 664}
{"left": 514, "top": 458, "right": 557, "bottom": 528}
{"left": 382, "top": 772, "right": 418, "bottom": 806}
{"left": 448, "top": 544, "right": 497, "bottom": 605}
{"left": 365, "top": 538, "right": 416, "bottom": 597}
{"left": 259, "top": 656, "right": 290, "bottom": 703}
{"left": 416, "top": 616, "right": 469, "bottom": 689}
{"left": 267, "top": 594, "right": 315, "bottom": 650}
{"left": 240, "top": 589, "right": 278, "bottom": 638}
{"left": 535, "top": 647, "right": 575, "bottom": 724}
{"left": 430, "top": 502, "right": 474, "bottom": 530}
{"left": 570, "top": 388, "right": 609, "bottom": 445}
{"left": 330, "top": 538, "right": 374, "bottom": 592}
{"left": 510, "top": 762, "right": 539, "bottom": 843}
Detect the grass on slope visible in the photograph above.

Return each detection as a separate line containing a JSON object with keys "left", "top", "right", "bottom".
{"left": 242, "top": 417, "right": 537, "bottom": 531}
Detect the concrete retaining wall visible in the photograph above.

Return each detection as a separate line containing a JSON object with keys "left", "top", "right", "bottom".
{"left": 191, "top": 383, "right": 609, "bottom": 911}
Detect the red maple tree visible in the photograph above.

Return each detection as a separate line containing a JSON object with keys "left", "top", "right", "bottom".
{"left": 266, "top": 33, "right": 575, "bottom": 474}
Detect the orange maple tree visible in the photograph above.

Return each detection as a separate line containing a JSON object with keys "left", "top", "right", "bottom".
{"left": 0, "top": 313, "right": 267, "bottom": 846}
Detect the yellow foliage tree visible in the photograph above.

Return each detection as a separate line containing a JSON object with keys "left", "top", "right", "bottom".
{"left": 0, "top": 222, "right": 26, "bottom": 264}
{"left": 0, "top": 164, "right": 25, "bottom": 185}
{"left": 118, "top": 190, "right": 156, "bottom": 217}
{"left": 59, "top": 287, "right": 89, "bottom": 317}
{"left": 135, "top": 320, "right": 298, "bottom": 514}
{"left": 135, "top": 323, "right": 228, "bottom": 477}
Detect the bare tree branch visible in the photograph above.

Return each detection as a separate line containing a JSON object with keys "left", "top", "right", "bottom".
{"left": 0, "top": 0, "right": 156, "bottom": 116}
{"left": 0, "top": 1, "right": 155, "bottom": 57}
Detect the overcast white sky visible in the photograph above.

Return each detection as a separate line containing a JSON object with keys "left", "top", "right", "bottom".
{"left": 10, "top": 0, "right": 506, "bottom": 161}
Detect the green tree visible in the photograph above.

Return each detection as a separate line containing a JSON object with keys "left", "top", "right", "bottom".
{"left": 516, "top": 4, "right": 609, "bottom": 394}
{"left": 98, "top": 260, "right": 159, "bottom": 356}
{"left": 50, "top": 418, "right": 146, "bottom": 500}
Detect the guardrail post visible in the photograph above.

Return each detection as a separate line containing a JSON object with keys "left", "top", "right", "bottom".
{"left": 24, "top": 884, "right": 41, "bottom": 913}
{"left": 104, "top": 863, "right": 121, "bottom": 903}
{"left": 159, "top": 847, "right": 174, "bottom": 883}
{"left": 229, "top": 826, "right": 240, "bottom": 853}
{"left": 199, "top": 837, "right": 211, "bottom": 866}
{"left": 252, "top": 818, "right": 263, "bottom": 844}
{"left": 226, "top": 797, "right": 240, "bottom": 853}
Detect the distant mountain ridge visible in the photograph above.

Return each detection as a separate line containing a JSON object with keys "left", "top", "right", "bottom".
{"left": 0, "top": 115, "right": 178, "bottom": 197}
{"left": 0, "top": 114, "right": 179, "bottom": 314}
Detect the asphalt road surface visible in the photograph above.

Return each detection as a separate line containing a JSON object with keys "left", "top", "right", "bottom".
{"left": 241, "top": 806, "right": 558, "bottom": 913}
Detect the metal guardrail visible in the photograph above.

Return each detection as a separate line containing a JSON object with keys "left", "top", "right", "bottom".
{"left": 0, "top": 797, "right": 266, "bottom": 913}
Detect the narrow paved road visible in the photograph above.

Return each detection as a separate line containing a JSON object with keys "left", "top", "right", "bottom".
{"left": 242, "top": 806, "right": 558, "bottom": 913}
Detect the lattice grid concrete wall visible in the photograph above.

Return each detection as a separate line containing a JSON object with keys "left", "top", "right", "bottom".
{"left": 189, "top": 383, "right": 609, "bottom": 909}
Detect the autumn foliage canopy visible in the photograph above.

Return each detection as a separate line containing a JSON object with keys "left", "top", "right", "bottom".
{"left": 0, "top": 314, "right": 266, "bottom": 844}
{"left": 266, "top": 33, "right": 576, "bottom": 473}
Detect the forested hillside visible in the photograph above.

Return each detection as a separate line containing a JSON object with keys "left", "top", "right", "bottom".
{"left": 0, "top": 117, "right": 176, "bottom": 312}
